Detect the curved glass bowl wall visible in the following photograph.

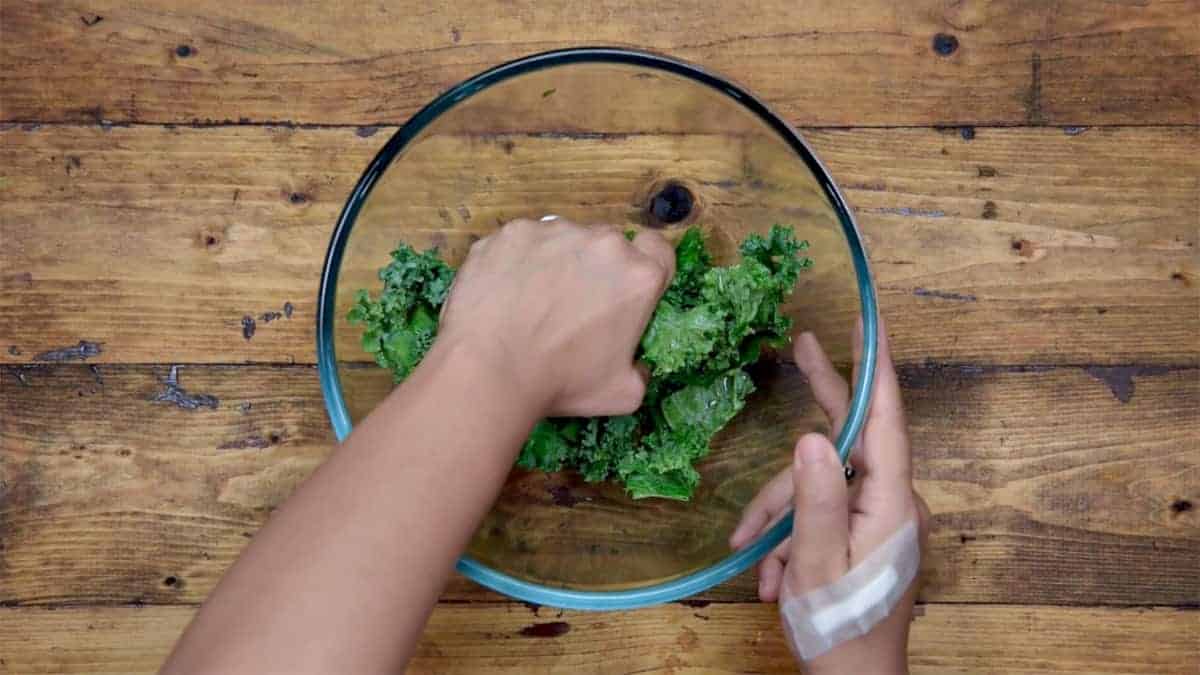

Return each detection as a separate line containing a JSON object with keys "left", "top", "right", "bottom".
{"left": 318, "top": 49, "right": 877, "bottom": 609}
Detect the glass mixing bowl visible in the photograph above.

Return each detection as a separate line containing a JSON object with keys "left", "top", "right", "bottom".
{"left": 317, "top": 48, "right": 877, "bottom": 610}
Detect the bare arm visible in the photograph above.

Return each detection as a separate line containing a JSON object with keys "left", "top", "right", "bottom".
{"left": 161, "top": 219, "right": 675, "bottom": 674}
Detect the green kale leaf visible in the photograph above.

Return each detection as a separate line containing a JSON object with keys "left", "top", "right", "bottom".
{"left": 351, "top": 225, "right": 811, "bottom": 500}
{"left": 347, "top": 243, "right": 453, "bottom": 381}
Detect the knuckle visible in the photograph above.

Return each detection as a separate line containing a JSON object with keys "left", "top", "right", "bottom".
{"left": 593, "top": 229, "right": 627, "bottom": 251}
{"left": 630, "top": 259, "right": 667, "bottom": 289}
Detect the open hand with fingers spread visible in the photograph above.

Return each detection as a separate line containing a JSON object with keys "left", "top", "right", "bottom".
{"left": 729, "top": 324, "right": 929, "bottom": 674}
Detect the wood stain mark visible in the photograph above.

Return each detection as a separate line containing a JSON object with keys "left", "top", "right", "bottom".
{"left": 34, "top": 340, "right": 102, "bottom": 362}
{"left": 896, "top": 362, "right": 1055, "bottom": 390}
{"left": 859, "top": 206, "right": 946, "bottom": 218}
{"left": 547, "top": 485, "right": 580, "bottom": 508}
{"left": 1011, "top": 239, "right": 1036, "bottom": 257}
{"left": 913, "top": 288, "right": 978, "bottom": 302}
{"left": 677, "top": 626, "right": 700, "bottom": 651}
{"left": 151, "top": 365, "right": 219, "bottom": 410}
{"left": 217, "top": 436, "right": 274, "bottom": 451}
{"left": 519, "top": 621, "right": 570, "bottom": 638}
{"left": 1083, "top": 365, "right": 1171, "bottom": 404}
{"left": 2, "top": 272, "right": 33, "bottom": 288}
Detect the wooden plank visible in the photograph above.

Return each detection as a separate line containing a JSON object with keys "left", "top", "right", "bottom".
{"left": 2, "top": 363, "right": 1196, "bottom": 606}
{"left": 0, "top": 604, "right": 1196, "bottom": 674}
{"left": 1, "top": 1, "right": 1197, "bottom": 126}
{"left": 2, "top": 125, "right": 1196, "bottom": 366}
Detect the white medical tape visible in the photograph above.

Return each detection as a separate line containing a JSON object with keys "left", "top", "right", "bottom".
{"left": 540, "top": 214, "right": 561, "bottom": 222}
{"left": 779, "top": 518, "right": 920, "bottom": 661}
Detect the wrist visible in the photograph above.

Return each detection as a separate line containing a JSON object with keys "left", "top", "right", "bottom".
{"left": 802, "top": 638, "right": 908, "bottom": 675}
{"left": 424, "top": 331, "right": 553, "bottom": 421}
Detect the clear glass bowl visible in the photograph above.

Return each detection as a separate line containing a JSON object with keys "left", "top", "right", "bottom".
{"left": 317, "top": 48, "right": 877, "bottom": 609}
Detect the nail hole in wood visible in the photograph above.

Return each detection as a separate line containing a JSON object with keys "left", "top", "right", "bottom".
{"left": 932, "top": 34, "right": 959, "bottom": 56}
{"left": 646, "top": 182, "right": 695, "bottom": 227}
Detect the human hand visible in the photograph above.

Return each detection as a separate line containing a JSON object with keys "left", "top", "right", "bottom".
{"left": 438, "top": 217, "right": 675, "bottom": 418}
{"left": 729, "top": 323, "right": 929, "bottom": 674}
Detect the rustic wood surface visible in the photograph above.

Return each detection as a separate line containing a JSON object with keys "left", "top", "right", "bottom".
{"left": 2, "top": 1, "right": 1198, "bottom": 673}
{"left": 2, "top": 1, "right": 1198, "bottom": 126}
{"left": 1, "top": 604, "right": 1197, "bottom": 675}
{"left": 2, "top": 363, "right": 1196, "bottom": 607}
{"left": 3, "top": 125, "right": 1196, "bottom": 366}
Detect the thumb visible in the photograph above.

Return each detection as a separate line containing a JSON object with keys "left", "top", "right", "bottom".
{"left": 786, "top": 433, "right": 851, "bottom": 592}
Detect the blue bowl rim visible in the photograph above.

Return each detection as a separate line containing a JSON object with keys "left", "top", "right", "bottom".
{"left": 316, "top": 46, "right": 878, "bottom": 611}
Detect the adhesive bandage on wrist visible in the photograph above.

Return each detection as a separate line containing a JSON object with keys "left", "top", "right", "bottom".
{"left": 779, "top": 519, "right": 920, "bottom": 661}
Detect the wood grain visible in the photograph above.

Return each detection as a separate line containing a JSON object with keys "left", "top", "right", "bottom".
{"left": 3, "top": 3, "right": 1198, "bottom": 673}
{"left": 1, "top": 1, "right": 1197, "bottom": 126}
{"left": 2, "top": 125, "right": 1196, "bottom": 366}
{"left": 2, "top": 362, "right": 1195, "bottom": 606}
{"left": 1, "top": 604, "right": 1196, "bottom": 674}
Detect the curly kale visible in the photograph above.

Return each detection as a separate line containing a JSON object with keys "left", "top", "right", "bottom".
{"left": 350, "top": 225, "right": 811, "bottom": 500}
{"left": 347, "top": 244, "right": 453, "bottom": 381}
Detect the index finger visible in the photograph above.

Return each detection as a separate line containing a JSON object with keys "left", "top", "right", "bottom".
{"left": 856, "top": 318, "right": 913, "bottom": 500}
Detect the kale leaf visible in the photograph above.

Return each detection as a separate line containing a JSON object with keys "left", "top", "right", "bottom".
{"left": 350, "top": 225, "right": 811, "bottom": 500}
{"left": 348, "top": 244, "right": 453, "bottom": 381}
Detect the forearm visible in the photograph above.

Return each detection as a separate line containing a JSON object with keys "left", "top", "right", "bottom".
{"left": 162, "top": 338, "right": 539, "bottom": 674}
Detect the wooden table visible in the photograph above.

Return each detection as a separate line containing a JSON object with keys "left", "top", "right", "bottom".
{"left": 2, "top": 2, "right": 1197, "bottom": 672}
